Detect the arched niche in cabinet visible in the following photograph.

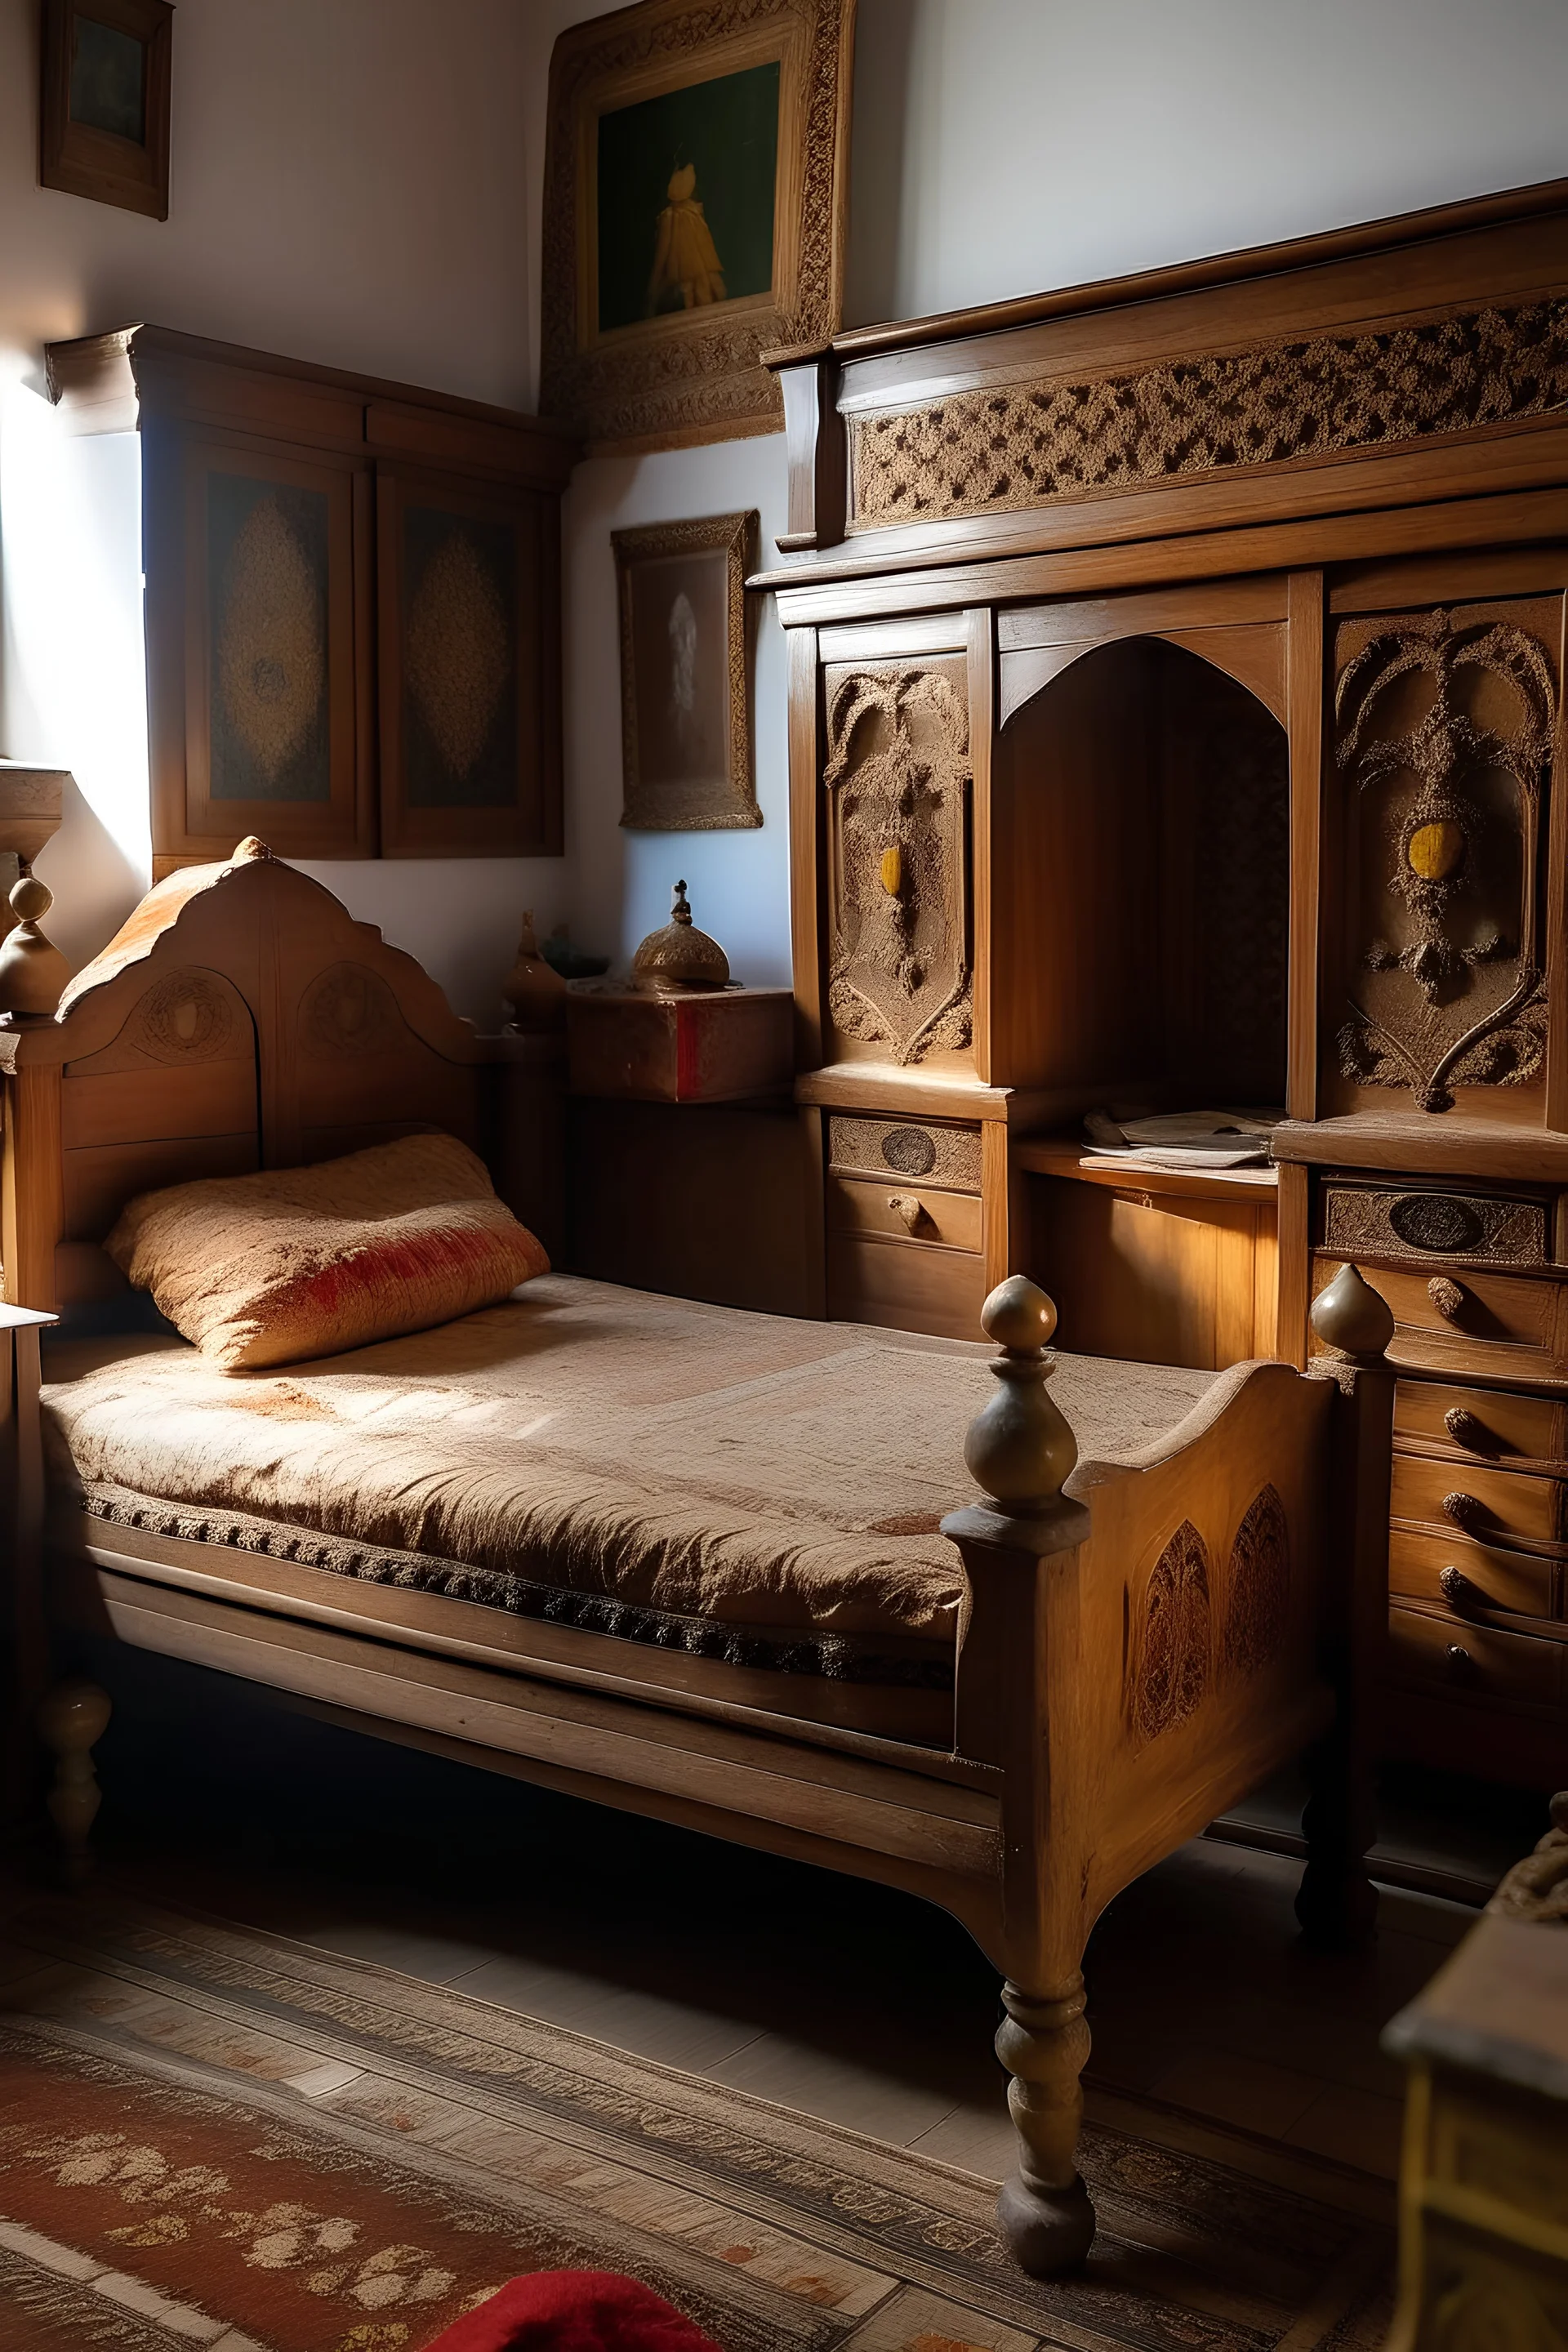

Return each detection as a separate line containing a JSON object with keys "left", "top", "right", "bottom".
{"left": 990, "top": 633, "right": 1290, "bottom": 1113}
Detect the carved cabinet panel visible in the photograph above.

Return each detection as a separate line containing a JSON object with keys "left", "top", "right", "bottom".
{"left": 821, "top": 656, "right": 973, "bottom": 1067}
{"left": 1330, "top": 596, "right": 1561, "bottom": 1114}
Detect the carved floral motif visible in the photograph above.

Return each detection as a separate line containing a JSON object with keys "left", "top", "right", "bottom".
{"left": 1222, "top": 1485, "right": 1290, "bottom": 1679}
{"left": 132, "top": 969, "right": 243, "bottom": 1064}
{"left": 1132, "top": 1521, "right": 1212, "bottom": 1744}
{"left": 1334, "top": 608, "right": 1557, "bottom": 1112}
{"left": 301, "top": 963, "right": 401, "bottom": 1058}
{"left": 823, "top": 667, "right": 972, "bottom": 1065}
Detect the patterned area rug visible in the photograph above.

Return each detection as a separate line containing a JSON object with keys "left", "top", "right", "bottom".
{"left": 0, "top": 1891, "right": 1393, "bottom": 2352}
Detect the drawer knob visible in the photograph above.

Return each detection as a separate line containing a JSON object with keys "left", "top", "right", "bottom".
{"left": 1428, "top": 1275, "right": 1466, "bottom": 1321}
{"left": 1442, "top": 1491, "right": 1489, "bottom": 1535}
{"left": 1442, "top": 1406, "right": 1495, "bottom": 1454}
{"left": 887, "top": 1192, "right": 929, "bottom": 1235}
{"left": 1444, "top": 1642, "right": 1477, "bottom": 1682}
{"left": 1438, "top": 1563, "right": 1481, "bottom": 1611}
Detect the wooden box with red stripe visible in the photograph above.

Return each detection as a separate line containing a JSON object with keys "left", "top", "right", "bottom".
{"left": 564, "top": 984, "right": 794, "bottom": 1103}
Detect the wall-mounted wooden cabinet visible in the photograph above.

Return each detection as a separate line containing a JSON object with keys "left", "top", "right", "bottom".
{"left": 47, "top": 327, "right": 577, "bottom": 871}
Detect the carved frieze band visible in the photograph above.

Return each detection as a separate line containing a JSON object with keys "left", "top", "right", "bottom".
{"left": 849, "top": 298, "right": 1568, "bottom": 530}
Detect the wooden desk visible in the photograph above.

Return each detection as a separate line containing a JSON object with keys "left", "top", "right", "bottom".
{"left": 1017, "top": 1143, "right": 1280, "bottom": 1371}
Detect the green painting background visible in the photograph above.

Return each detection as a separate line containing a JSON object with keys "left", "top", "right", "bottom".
{"left": 595, "top": 60, "right": 781, "bottom": 336}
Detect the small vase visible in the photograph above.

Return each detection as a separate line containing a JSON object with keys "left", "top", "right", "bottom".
{"left": 504, "top": 910, "right": 568, "bottom": 1033}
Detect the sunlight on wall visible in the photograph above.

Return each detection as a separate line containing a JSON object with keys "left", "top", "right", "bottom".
{"left": 0, "top": 364, "right": 149, "bottom": 968}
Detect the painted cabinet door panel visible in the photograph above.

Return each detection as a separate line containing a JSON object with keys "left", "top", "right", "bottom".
{"left": 145, "top": 424, "right": 373, "bottom": 865}
{"left": 376, "top": 464, "right": 563, "bottom": 858}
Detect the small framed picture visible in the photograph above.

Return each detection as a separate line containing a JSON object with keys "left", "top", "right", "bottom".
{"left": 614, "top": 511, "right": 760, "bottom": 832}
{"left": 41, "top": 0, "right": 174, "bottom": 221}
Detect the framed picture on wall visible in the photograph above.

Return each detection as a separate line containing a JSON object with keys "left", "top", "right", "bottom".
{"left": 614, "top": 510, "right": 759, "bottom": 832}
{"left": 541, "top": 0, "right": 856, "bottom": 452}
{"left": 376, "top": 465, "right": 564, "bottom": 858}
{"left": 40, "top": 0, "right": 173, "bottom": 220}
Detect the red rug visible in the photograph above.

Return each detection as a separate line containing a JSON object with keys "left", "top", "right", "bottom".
{"left": 429, "top": 2270, "right": 724, "bottom": 2350}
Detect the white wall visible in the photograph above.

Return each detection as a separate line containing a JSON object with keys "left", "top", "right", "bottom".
{"left": 0, "top": 0, "right": 558, "bottom": 1022}
{"left": 845, "top": 0, "right": 1568, "bottom": 328}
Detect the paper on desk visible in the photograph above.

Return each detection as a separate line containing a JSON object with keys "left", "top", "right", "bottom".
{"left": 1081, "top": 1107, "right": 1281, "bottom": 1168}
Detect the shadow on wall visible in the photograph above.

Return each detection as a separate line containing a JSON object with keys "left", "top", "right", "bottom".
{"left": 843, "top": 0, "right": 917, "bottom": 330}
{"left": 33, "top": 775, "right": 145, "bottom": 974}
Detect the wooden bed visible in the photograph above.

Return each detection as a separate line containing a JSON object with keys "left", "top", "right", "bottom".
{"left": 0, "top": 843, "right": 1395, "bottom": 2276}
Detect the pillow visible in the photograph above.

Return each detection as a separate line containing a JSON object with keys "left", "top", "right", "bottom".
{"left": 105, "top": 1133, "right": 548, "bottom": 1371}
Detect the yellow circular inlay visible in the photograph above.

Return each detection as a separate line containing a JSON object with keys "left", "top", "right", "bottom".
{"left": 1407, "top": 820, "right": 1466, "bottom": 881}
{"left": 880, "top": 845, "right": 904, "bottom": 897}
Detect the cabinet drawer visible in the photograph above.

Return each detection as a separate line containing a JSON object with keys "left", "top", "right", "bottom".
{"left": 1312, "top": 1258, "right": 1568, "bottom": 1381}
{"left": 1321, "top": 1181, "right": 1549, "bottom": 1268}
{"left": 1394, "top": 1379, "right": 1568, "bottom": 1469}
{"left": 1388, "top": 1526, "right": 1558, "bottom": 1623}
{"left": 1391, "top": 1453, "right": 1566, "bottom": 1549}
{"left": 826, "top": 1230, "right": 987, "bottom": 1343}
{"left": 1388, "top": 1606, "right": 1562, "bottom": 1709}
{"left": 827, "top": 1115, "right": 982, "bottom": 1193}
{"left": 828, "top": 1174, "right": 983, "bottom": 1252}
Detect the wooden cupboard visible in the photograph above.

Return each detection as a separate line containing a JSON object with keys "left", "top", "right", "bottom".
{"left": 45, "top": 327, "right": 577, "bottom": 869}
{"left": 761, "top": 173, "right": 1568, "bottom": 1788}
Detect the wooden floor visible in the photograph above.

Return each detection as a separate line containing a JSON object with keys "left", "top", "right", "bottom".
{"left": 60, "top": 1646, "right": 1501, "bottom": 2195}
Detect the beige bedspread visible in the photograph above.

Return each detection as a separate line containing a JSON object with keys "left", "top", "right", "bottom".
{"left": 42, "top": 1275, "right": 1216, "bottom": 1654}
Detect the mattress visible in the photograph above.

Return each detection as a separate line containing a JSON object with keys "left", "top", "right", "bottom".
{"left": 42, "top": 1274, "right": 1217, "bottom": 1684}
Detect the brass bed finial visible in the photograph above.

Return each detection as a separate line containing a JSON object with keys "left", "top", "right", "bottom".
{"left": 1309, "top": 1262, "right": 1395, "bottom": 1361}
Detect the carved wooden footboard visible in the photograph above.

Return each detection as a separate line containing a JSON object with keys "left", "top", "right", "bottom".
{"left": 943, "top": 1266, "right": 1393, "bottom": 2270}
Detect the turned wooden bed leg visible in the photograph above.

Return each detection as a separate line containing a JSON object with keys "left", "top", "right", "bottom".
{"left": 1298, "top": 1263, "right": 1394, "bottom": 1952}
{"left": 37, "top": 1680, "right": 111, "bottom": 1885}
{"left": 995, "top": 1971, "right": 1096, "bottom": 2272}
{"left": 944, "top": 1276, "right": 1097, "bottom": 2275}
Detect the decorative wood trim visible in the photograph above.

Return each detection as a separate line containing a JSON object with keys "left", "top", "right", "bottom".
{"left": 967, "top": 606, "right": 995, "bottom": 1082}
{"left": 755, "top": 488, "right": 1568, "bottom": 626}
{"left": 47, "top": 327, "right": 581, "bottom": 485}
{"left": 786, "top": 624, "right": 824, "bottom": 1067}
{"left": 1287, "top": 570, "right": 1325, "bottom": 1122}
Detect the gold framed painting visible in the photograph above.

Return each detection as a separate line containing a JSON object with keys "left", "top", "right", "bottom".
{"left": 614, "top": 510, "right": 760, "bottom": 831}
{"left": 541, "top": 0, "right": 856, "bottom": 453}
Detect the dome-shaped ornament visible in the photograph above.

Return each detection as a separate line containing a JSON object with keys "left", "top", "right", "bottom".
{"left": 632, "top": 880, "right": 730, "bottom": 994}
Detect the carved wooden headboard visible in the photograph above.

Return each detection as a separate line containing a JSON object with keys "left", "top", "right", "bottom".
{"left": 0, "top": 840, "right": 530, "bottom": 1313}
